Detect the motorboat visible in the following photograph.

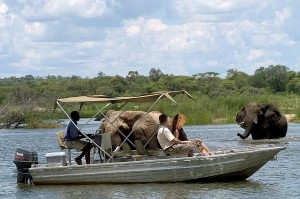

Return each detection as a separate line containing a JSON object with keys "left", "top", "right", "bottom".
{"left": 13, "top": 91, "right": 286, "bottom": 184}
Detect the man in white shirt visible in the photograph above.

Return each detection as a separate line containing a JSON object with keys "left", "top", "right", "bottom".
{"left": 157, "top": 114, "right": 200, "bottom": 157}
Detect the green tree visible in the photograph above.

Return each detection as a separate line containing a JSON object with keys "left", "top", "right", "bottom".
{"left": 23, "top": 75, "right": 35, "bottom": 80}
{"left": 193, "top": 72, "right": 220, "bottom": 80}
{"left": 149, "top": 68, "right": 164, "bottom": 82}
{"left": 226, "top": 69, "right": 249, "bottom": 89}
{"left": 125, "top": 71, "right": 151, "bottom": 95}
{"left": 288, "top": 71, "right": 297, "bottom": 80}
{"left": 161, "top": 76, "right": 198, "bottom": 91}
{"left": 287, "top": 77, "right": 300, "bottom": 94}
{"left": 192, "top": 72, "right": 222, "bottom": 95}
{"left": 250, "top": 67, "right": 268, "bottom": 88}
{"left": 97, "top": 71, "right": 105, "bottom": 78}
{"left": 266, "top": 65, "right": 289, "bottom": 92}
{"left": 251, "top": 65, "right": 289, "bottom": 92}
{"left": 110, "top": 75, "right": 128, "bottom": 95}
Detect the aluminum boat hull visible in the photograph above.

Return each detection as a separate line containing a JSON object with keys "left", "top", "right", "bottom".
{"left": 28, "top": 146, "right": 285, "bottom": 185}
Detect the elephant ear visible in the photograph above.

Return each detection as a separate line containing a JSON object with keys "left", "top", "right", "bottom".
{"left": 269, "top": 110, "right": 282, "bottom": 122}
{"left": 266, "top": 105, "right": 281, "bottom": 121}
{"left": 260, "top": 104, "right": 281, "bottom": 129}
{"left": 236, "top": 106, "right": 246, "bottom": 123}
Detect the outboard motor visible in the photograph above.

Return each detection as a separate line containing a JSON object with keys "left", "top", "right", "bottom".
{"left": 13, "top": 148, "right": 38, "bottom": 183}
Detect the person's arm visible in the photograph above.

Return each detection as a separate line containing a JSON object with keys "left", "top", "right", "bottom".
{"left": 79, "top": 132, "right": 94, "bottom": 139}
{"left": 74, "top": 131, "right": 94, "bottom": 140}
{"left": 71, "top": 134, "right": 83, "bottom": 141}
{"left": 172, "top": 138, "right": 193, "bottom": 145}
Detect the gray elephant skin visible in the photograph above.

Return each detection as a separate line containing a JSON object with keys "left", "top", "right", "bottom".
{"left": 100, "top": 110, "right": 171, "bottom": 150}
{"left": 236, "top": 103, "right": 288, "bottom": 139}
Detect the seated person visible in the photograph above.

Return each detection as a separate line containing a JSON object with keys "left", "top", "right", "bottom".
{"left": 64, "top": 111, "right": 93, "bottom": 165}
{"left": 172, "top": 113, "right": 213, "bottom": 156}
{"left": 157, "top": 114, "right": 201, "bottom": 157}
{"left": 171, "top": 113, "right": 188, "bottom": 141}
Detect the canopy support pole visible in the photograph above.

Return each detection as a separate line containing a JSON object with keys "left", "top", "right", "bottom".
{"left": 93, "top": 103, "right": 137, "bottom": 149}
{"left": 108, "top": 94, "right": 164, "bottom": 162}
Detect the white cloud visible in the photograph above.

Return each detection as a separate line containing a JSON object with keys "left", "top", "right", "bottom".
{"left": 24, "top": 22, "right": 46, "bottom": 37}
{"left": 169, "top": 0, "right": 273, "bottom": 21}
{"left": 76, "top": 41, "right": 96, "bottom": 49}
{"left": 144, "top": 19, "right": 167, "bottom": 32}
{"left": 275, "top": 8, "right": 291, "bottom": 26}
{"left": 252, "top": 33, "right": 296, "bottom": 47}
{"left": 1, "top": 0, "right": 300, "bottom": 78}
{"left": 205, "top": 60, "right": 219, "bottom": 67}
{"left": 125, "top": 18, "right": 167, "bottom": 37}
{"left": 0, "top": 2, "right": 8, "bottom": 27}
{"left": 0, "top": 2, "right": 8, "bottom": 14}
{"left": 20, "top": 0, "right": 108, "bottom": 19}
{"left": 247, "top": 49, "right": 266, "bottom": 61}
{"left": 125, "top": 25, "right": 141, "bottom": 37}
{"left": 44, "top": 0, "right": 107, "bottom": 18}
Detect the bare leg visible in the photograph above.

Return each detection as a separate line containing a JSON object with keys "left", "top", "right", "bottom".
{"left": 201, "top": 143, "right": 214, "bottom": 155}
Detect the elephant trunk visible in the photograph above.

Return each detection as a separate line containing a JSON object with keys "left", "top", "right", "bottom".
{"left": 237, "top": 125, "right": 252, "bottom": 139}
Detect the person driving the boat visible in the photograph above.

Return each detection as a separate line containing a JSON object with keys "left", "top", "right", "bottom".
{"left": 171, "top": 113, "right": 213, "bottom": 156}
{"left": 64, "top": 111, "right": 93, "bottom": 165}
{"left": 157, "top": 113, "right": 201, "bottom": 157}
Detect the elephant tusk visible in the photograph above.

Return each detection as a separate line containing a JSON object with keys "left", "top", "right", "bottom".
{"left": 238, "top": 122, "right": 244, "bottom": 125}
{"left": 254, "top": 120, "right": 257, "bottom": 124}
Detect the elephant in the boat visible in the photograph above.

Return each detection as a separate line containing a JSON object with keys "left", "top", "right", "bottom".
{"left": 99, "top": 110, "right": 171, "bottom": 149}
{"left": 236, "top": 103, "right": 287, "bottom": 139}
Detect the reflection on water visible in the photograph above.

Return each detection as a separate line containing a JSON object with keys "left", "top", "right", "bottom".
{"left": 15, "top": 181, "right": 266, "bottom": 199}
{"left": 0, "top": 123, "right": 300, "bottom": 199}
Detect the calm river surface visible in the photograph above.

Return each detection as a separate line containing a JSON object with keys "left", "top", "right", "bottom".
{"left": 0, "top": 122, "right": 299, "bottom": 199}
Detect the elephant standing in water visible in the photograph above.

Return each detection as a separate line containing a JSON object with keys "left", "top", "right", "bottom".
{"left": 236, "top": 103, "right": 288, "bottom": 139}
{"left": 99, "top": 110, "right": 171, "bottom": 150}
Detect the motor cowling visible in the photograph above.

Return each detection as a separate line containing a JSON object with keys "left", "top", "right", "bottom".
{"left": 13, "top": 148, "right": 38, "bottom": 183}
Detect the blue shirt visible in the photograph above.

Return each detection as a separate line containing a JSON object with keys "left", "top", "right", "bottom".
{"left": 64, "top": 120, "right": 80, "bottom": 141}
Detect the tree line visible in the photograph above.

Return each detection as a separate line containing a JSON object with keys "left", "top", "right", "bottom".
{"left": 0, "top": 65, "right": 299, "bottom": 128}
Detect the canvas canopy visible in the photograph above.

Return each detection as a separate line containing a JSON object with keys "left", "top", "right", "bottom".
{"left": 54, "top": 90, "right": 194, "bottom": 110}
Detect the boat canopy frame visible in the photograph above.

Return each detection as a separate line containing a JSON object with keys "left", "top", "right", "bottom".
{"left": 55, "top": 90, "right": 195, "bottom": 163}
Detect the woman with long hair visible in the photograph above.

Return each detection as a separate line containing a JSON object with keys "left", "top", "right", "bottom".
{"left": 171, "top": 113, "right": 213, "bottom": 156}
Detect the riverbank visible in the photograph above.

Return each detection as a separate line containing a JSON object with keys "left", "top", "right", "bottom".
{"left": 210, "top": 113, "right": 298, "bottom": 125}
{"left": 1, "top": 92, "right": 299, "bottom": 128}
{"left": 285, "top": 114, "right": 298, "bottom": 122}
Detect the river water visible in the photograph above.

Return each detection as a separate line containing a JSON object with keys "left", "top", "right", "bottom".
{"left": 0, "top": 122, "right": 299, "bottom": 199}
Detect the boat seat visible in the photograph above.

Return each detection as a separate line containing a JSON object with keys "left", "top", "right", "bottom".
{"left": 121, "top": 142, "right": 133, "bottom": 156}
{"left": 134, "top": 140, "right": 147, "bottom": 155}
{"left": 56, "top": 131, "right": 74, "bottom": 165}
{"left": 93, "top": 133, "right": 113, "bottom": 162}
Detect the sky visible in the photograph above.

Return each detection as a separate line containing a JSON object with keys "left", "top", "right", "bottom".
{"left": 0, "top": 0, "right": 299, "bottom": 78}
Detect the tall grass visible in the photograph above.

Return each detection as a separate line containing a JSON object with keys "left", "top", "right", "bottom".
{"left": 144, "top": 93, "right": 300, "bottom": 125}
{"left": 23, "top": 93, "right": 300, "bottom": 128}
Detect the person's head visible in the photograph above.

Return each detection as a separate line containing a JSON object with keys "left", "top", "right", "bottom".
{"left": 159, "top": 114, "right": 168, "bottom": 124}
{"left": 70, "top": 111, "right": 80, "bottom": 121}
{"left": 172, "top": 113, "right": 186, "bottom": 132}
{"left": 176, "top": 113, "right": 186, "bottom": 129}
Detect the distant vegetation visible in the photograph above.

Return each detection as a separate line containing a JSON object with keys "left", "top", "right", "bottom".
{"left": 0, "top": 65, "right": 299, "bottom": 128}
